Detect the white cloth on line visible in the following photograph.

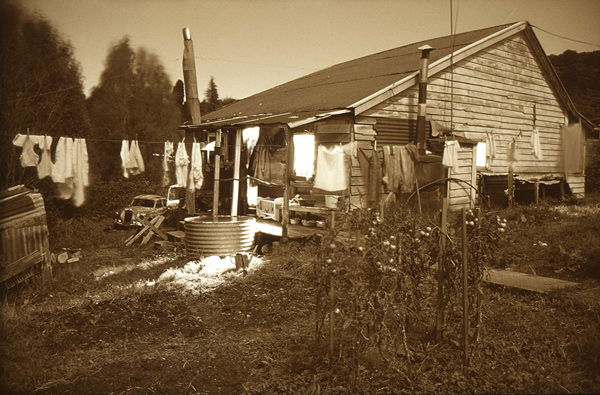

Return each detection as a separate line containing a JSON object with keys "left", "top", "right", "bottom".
{"left": 52, "top": 137, "right": 73, "bottom": 184}
{"left": 313, "top": 144, "right": 348, "bottom": 191}
{"left": 530, "top": 128, "right": 543, "bottom": 160}
{"left": 128, "top": 140, "right": 145, "bottom": 175}
{"left": 175, "top": 141, "right": 189, "bottom": 186}
{"left": 12, "top": 133, "right": 40, "bottom": 168}
{"left": 37, "top": 136, "right": 53, "bottom": 179}
{"left": 120, "top": 140, "right": 130, "bottom": 178}
{"left": 163, "top": 141, "right": 174, "bottom": 187}
{"left": 442, "top": 140, "right": 460, "bottom": 173}
{"left": 188, "top": 142, "right": 203, "bottom": 191}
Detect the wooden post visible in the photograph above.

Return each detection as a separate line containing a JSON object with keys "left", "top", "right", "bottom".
{"left": 282, "top": 126, "right": 293, "bottom": 239}
{"left": 231, "top": 129, "right": 242, "bottom": 217}
{"left": 212, "top": 129, "right": 222, "bottom": 218}
{"left": 185, "top": 129, "right": 195, "bottom": 215}
{"left": 462, "top": 208, "right": 469, "bottom": 366}
{"left": 182, "top": 28, "right": 202, "bottom": 125}
{"left": 435, "top": 168, "right": 449, "bottom": 342}
{"left": 507, "top": 167, "right": 514, "bottom": 208}
{"left": 329, "top": 273, "right": 335, "bottom": 365}
{"left": 533, "top": 181, "right": 539, "bottom": 205}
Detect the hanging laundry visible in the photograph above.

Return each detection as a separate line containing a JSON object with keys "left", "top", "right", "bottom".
{"left": 369, "top": 147, "right": 381, "bottom": 207}
{"left": 52, "top": 137, "right": 73, "bottom": 184}
{"left": 382, "top": 146, "right": 401, "bottom": 193}
{"left": 442, "top": 140, "right": 461, "bottom": 173}
{"left": 120, "top": 140, "right": 131, "bottom": 178}
{"left": 162, "top": 141, "right": 174, "bottom": 187}
{"left": 188, "top": 142, "right": 203, "bottom": 191}
{"left": 314, "top": 144, "right": 347, "bottom": 192}
{"left": 562, "top": 123, "right": 584, "bottom": 174}
{"left": 12, "top": 133, "right": 40, "bottom": 168}
{"left": 37, "top": 136, "right": 53, "bottom": 179}
{"left": 175, "top": 141, "right": 189, "bottom": 186}
{"left": 128, "top": 140, "right": 145, "bottom": 175}
{"left": 70, "top": 138, "right": 89, "bottom": 207}
{"left": 382, "top": 145, "right": 418, "bottom": 194}
{"left": 530, "top": 129, "right": 543, "bottom": 160}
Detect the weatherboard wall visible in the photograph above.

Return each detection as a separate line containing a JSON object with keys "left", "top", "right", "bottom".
{"left": 357, "top": 32, "right": 584, "bottom": 205}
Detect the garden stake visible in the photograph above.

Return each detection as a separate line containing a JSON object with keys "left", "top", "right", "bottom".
{"left": 329, "top": 273, "right": 335, "bottom": 366}
{"left": 435, "top": 195, "right": 448, "bottom": 342}
{"left": 476, "top": 208, "right": 482, "bottom": 343}
{"left": 462, "top": 208, "right": 469, "bottom": 366}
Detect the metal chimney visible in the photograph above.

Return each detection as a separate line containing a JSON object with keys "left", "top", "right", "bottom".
{"left": 182, "top": 27, "right": 202, "bottom": 124}
{"left": 415, "top": 45, "right": 434, "bottom": 155}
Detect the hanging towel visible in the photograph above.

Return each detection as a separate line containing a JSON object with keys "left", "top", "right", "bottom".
{"left": 120, "top": 140, "right": 130, "bottom": 178}
{"left": 175, "top": 141, "right": 189, "bottom": 186}
{"left": 12, "top": 133, "right": 40, "bottom": 168}
{"left": 398, "top": 145, "right": 417, "bottom": 193}
{"left": 188, "top": 142, "right": 203, "bottom": 191}
{"left": 530, "top": 129, "right": 543, "bottom": 160}
{"left": 128, "top": 140, "right": 145, "bottom": 175}
{"left": 37, "top": 136, "right": 53, "bottom": 179}
{"left": 70, "top": 138, "right": 89, "bottom": 207}
{"left": 562, "top": 123, "right": 584, "bottom": 174}
{"left": 52, "top": 137, "right": 73, "bottom": 184}
{"left": 55, "top": 138, "right": 75, "bottom": 200}
{"left": 162, "top": 141, "right": 174, "bottom": 187}
{"left": 442, "top": 140, "right": 460, "bottom": 173}
{"left": 314, "top": 144, "right": 347, "bottom": 192}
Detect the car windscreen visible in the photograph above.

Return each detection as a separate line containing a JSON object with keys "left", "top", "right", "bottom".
{"left": 131, "top": 199, "right": 156, "bottom": 208}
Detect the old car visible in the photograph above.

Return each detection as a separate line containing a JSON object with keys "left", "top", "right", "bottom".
{"left": 114, "top": 194, "right": 168, "bottom": 228}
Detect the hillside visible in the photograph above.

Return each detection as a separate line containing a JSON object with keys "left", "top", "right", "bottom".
{"left": 549, "top": 50, "right": 600, "bottom": 127}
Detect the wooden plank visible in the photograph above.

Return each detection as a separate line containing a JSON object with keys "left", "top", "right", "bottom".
{"left": 486, "top": 269, "right": 578, "bottom": 293}
{"left": 124, "top": 215, "right": 162, "bottom": 246}
{"left": 137, "top": 215, "right": 167, "bottom": 241}
{"left": 0, "top": 251, "right": 42, "bottom": 283}
{"left": 141, "top": 216, "right": 165, "bottom": 246}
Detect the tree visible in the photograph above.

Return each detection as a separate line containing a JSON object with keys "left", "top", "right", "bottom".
{"left": 202, "top": 76, "right": 220, "bottom": 114}
{"left": 87, "top": 38, "right": 183, "bottom": 180}
{"left": 0, "top": 0, "right": 90, "bottom": 189}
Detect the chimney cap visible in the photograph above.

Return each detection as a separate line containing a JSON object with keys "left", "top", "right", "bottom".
{"left": 183, "top": 27, "right": 191, "bottom": 40}
{"left": 418, "top": 44, "right": 434, "bottom": 52}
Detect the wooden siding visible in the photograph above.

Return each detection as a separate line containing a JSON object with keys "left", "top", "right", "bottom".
{"left": 359, "top": 32, "right": 583, "bottom": 205}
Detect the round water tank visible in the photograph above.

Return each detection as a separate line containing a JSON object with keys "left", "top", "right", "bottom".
{"left": 184, "top": 216, "right": 256, "bottom": 258}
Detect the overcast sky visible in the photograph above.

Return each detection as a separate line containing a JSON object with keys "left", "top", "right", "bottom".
{"left": 20, "top": 0, "right": 600, "bottom": 100}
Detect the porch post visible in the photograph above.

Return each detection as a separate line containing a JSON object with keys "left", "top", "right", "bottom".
{"left": 231, "top": 128, "right": 242, "bottom": 217}
{"left": 282, "top": 125, "right": 293, "bottom": 239}
{"left": 213, "top": 129, "right": 222, "bottom": 218}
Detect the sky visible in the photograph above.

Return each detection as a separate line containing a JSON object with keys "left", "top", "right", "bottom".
{"left": 19, "top": 0, "right": 600, "bottom": 100}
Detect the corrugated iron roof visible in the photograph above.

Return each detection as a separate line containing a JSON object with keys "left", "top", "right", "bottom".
{"left": 200, "top": 23, "right": 515, "bottom": 125}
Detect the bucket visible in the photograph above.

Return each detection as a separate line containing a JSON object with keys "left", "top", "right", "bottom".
{"left": 325, "top": 195, "right": 339, "bottom": 209}
{"left": 184, "top": 216, "right": 255, "bottom": 258}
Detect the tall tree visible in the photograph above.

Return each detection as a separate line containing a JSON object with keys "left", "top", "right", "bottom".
{"left": 0, "top": 0, "right": 90, "bottom": 189}
{"left": 203, "top": 76, "right": 220, "bottom": 113}
{"left": 87, "top": 38, "right": 183, "bottom": 179}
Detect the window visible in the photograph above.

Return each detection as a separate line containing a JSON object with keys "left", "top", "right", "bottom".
{"left": 293, "top": 134, "right": 315, "bottom": 178}
{"left": 476, "top": 141, "right": 487, "bottom": 168}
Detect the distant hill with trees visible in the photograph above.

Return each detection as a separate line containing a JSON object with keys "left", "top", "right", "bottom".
{"left": 549, "top": 50, "right": 600, "bottom": 128}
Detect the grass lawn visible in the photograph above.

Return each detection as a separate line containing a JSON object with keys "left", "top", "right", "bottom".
{"left": 1, "top": 196, "right": 599, "bottom": 394}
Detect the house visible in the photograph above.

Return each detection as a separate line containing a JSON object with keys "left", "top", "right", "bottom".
{"left": 181, "top": 21, "right": 593, "bottom": 223}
